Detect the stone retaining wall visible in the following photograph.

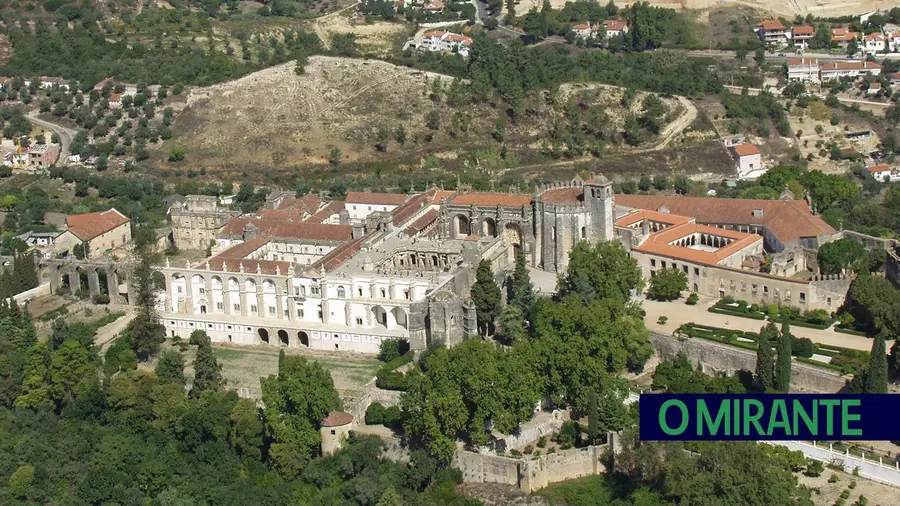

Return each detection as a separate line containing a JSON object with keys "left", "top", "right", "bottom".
{"left": 649, "top": 331, "right": 849, "bottom": 393}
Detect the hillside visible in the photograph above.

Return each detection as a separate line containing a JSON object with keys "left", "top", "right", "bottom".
{"left": 163, "top": 56, "right": 723, "bottom": 182}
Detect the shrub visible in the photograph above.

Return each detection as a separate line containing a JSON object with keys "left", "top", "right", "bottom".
{"left": 378, "top": 339, "right": 410, "bottom": 362}
{"left": 537, "top": 436, "right": 547, "bottom": 448}
{"left": 852, "top": 466, "right": 859, "bottom": 476}
{"left": 92, "top": 293, "right": 110, "bottom": 305}
{"left": 828, "top": 473, "right": 839, "bottom": 483}
{"left": 856, "top": 497, "right": 867, "bottom": 506}
{"left": 793, "top": 337, "right": 815, "bottom": 358}
{"left": 840, "top": 490, "right": 850, "bottom": 499}
{"left": 510, "top": 449, "right": 522, "bottom": 457}
{"left": 767, "top": 304, "right": 780, "bottom": 317}
{"left": 548, "top": 447, "right": 556, "bottom": 454}
{"left": 375, "top": 370, "right": 408, "bottom": 391}
{"left": 848, "top": 480, "right": 856, "bottom": 489}
{"left": 686, "top": 292, "right": 699, "bottom": 305}
{"left": 657, "top": 316, "right": 668, "bottom": 325}
{"left": 524, "top": 445, "right": 534, "bottom": 454}
{"left": 721, "top": 295, "right": 736, "bottom": 304}
{"left": 805, "top": 459, "right": 824, "bottom": 477}
{"left": 365, "top": 402, "right": 403, "bottom": 429}
{"left": 750, "top": 303, "right": 760, "bottom": 313}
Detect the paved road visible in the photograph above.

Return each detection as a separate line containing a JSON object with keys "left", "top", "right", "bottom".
{"left": 678, "top": 49, "right": 897, "bottom": 63}
{"left": 642, "top": 298, "right": 890, "bottom": 352}
{"left": 26, "top": 111, "right": 75, "bottom": 166}
{"left": 723, "top": 85, "right": 891, "bottom": 108}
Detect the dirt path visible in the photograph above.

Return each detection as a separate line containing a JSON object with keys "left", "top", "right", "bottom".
{"left": 26, "top": 111, "right": 76, "bottom": 165}
{"left": 313, "top": 2, "right": 361, "bottom": 50}
{"left": 96, "top": 311, "right": 136, "bottom": 352}
{"left": 636, "top": 95, "right": 697, "bottom": 153}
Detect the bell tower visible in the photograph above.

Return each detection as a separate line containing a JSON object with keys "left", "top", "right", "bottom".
{"left": 584, "top": 175, "right": 614, "bottom": 241}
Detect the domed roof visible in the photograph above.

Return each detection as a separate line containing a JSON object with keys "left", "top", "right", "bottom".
{"left": 586, "top": 175, "right": 610, "bottom": 185}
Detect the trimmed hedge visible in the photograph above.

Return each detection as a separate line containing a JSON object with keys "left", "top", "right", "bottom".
{"left": 365, "top": 402, "right": 404, "bottom": 430}
{"left": 768, "top": 316, "right": 834, "bottom": 330}
{"left": 834, "top": 326, "right": 870, "bottom": 337}
{"left": 708, "top": 306, "right": 767, "bottom": 320}
{"left": 375, "top": 351, "right": 414, "bottom": 391}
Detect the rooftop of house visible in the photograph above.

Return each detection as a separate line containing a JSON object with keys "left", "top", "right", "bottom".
{"left": 28, "top": 144, "right": 58, "bottom": 154}
{"left": 864, "top": 32, "right": 885, "bottom": 40}
{"left": 788, "top": 57, "right": 818, "bottom": 66}
{"left": 868, "top": 164, "right": 892, "bottom": 173}
{"left": 603, "top": 19, "right": 628, "bottom": 31}
{"left": 758, "top": 19, "right": 786, "bottom": 31}
{"left": 615, "top": 209, "right": 694, "bottom": 228}
{"left": 220, "top": 217, "right": 353, "bottom": 242}
{"left": 633, "top": 222, "right": 763, "bottom": 266}
{"left": 403, "top": 208, "right": 439, "bottom": 236}
{"left": 66, "top": 209, "right": 130, "bottom": 241}
{"left": 792, "top": 25, "right": 815, "bottom": 36}
{"left": 321, "top": 411, "right": 354, "bottom": 427}
{"left": 614, "top": 194, "right": 835, "bottom": 246}
{"left": 202, "top": 237, "right": 290, "bottom": 276}
{"left": 820, "top": 61, "right": 880, "bottom": 71}
{"left": 731, "top": 143, "right": 760, "bottom": 157}
{"left": 345, "top": 191, "right": 410, "bottom": 206}
{"left": 322, "top": 233, "right": 463, "bottom": 279}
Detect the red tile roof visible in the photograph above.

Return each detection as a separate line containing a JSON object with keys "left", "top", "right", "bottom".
{"left": 615, "top": 209, "right": 693, "bottom": 228}
{"left": 831, "top": 28, "right": 857, "bottom": 41}
{"left": 634, "top": 222, "right": 763, "bottom": 265}
{"left": 820, "top": 61, "right": 881, "bottom": 72}
{"left": 573, "top": 23, "right": 591, "bottom": 30}
{"left": 109, "top": 93, "right": 122, "bottom": 102}
{"left": 311, "top": 235, "right": 367, "bottom": 273}
{"left": 758, "top": 19, "right": 786, "bottom": 31}
{"left": 603, "top": 19, "right": 628, "bottom": 31}
{"left": 404, "top": 209, "right": 438, "bottom": 235}
{"left": 450, "top": 192, "right": 533, "bottom": 207}
{"left": 321, "top": 411, "right": 354, "bottom": 427}
{"left": 277, "top": 193, "right": 321, "bottom": 215}
{"left": 207, "top": 258, "right": 291, "bottom": 276}
{"left": 211, "top": 237, "right": 269, "bottom": 260}
{"left": 306, "top": 200, "right": 345, "bottom": 224}
{"left": 615, "top": 194, "right": 835, "bottom": 246}
{"left": 864, "top": 32, "right": 885, "bottom": 41}
{"left": 731, "top": 143, "right": 760, "bottom": 157}
{"left": 66, "top": 209, "right": 130, "bottom": 241}
{"left": 788, "top": 57, "right": 818, "bottom": 66}
{"left": 345, "top": 191, "right": 409, "bottom": 206}
{"left": 792, "top": 25, "right": 815, "bottom": 36}
{"left": 540, "top": 187, "right": 584, "bottom": 204}
{"left": 221, "top": 218, "right": 352, "bottom": 242}
{"left": 391, "top": 190, "right": 436, "bottom": 226}
{"left": 867, "top": 165, "right": 891, "bottom": 174}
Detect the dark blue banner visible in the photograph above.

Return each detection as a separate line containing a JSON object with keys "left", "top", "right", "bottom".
{"left": 639, "top": 394, "right": 900, "bottom": 441}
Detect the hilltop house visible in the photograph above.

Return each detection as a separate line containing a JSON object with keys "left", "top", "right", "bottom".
{"left": 730, "top": 143, "right": 764, "bottom": 180}
{"left": 787, "top": 58, "right": 820, "bottom": 83}
{"left": 602, "top": 19, "right": 629, "bottom": 38}
{"left": 819, "top": 60, "right": 881, "bottom": 81}
{"left": 791, "top": 25, "right": 815, "bottom": 49}
{"left": 863, "top": 165, "right": 900, "bottom": 182}
{"left": 863, "top": 32, "right": 886, "bottom": 54}
{"left": 831, "top": 28, "right": 858, "bottom": 49}
{"left": 420, "top": 30, "right": 472, "bottom": 57}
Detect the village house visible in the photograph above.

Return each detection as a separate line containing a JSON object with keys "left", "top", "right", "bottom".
{"left": 863, "top": 164, "right": 900, "bottom": 182}
{"left": 863, "top": 32, "right": 886, "bottom": 54}
{"left": 730, "top": 143, "right": 764, "bottom": 180}
{"left": 572, "top": 22, "right": 594, "bottom": 39}
{"left": 26, "top": 144, "right": 60, "bottom": 168}
{"left": 757, "top": 19, "right": 789, "bottom": 46}
{"left": 787, "top": 58, "right": 820, "bottom": 83}
{"left": 891, "top": 72, "right": 900, "bottom": 86}
{"left": 39, "top": 77, "right": 68, "bottom": 90}
{"left": 819, "top": 60, "right": 881, "bottom": 81}
{"left": 791, "top": 25, "right": 815, "bottom": 49}
{"left": 54, "top": 209, "right": 132, "bottom": 259}
{"left": 108, "top": 93, "right": 123, "bottom": 109}
{"left": 420, "top": 30, "right": 472, "bottom": 57}
{"left": 93, "top": 77, "right": 115, "bottom": 91}
{"left": 867, "top": 81, "right": 881, "bottom": 95}
{"left": 602, "top": 19, "right": 629, "bottom": 38}
{"left": 15, "top": 230, "right": 60, "bottom": 248}
{"left": 831, "top": 27, "right": 858, "bottom": 48}
{"left": 3, "top": 150, "right": 26, "bottom": 167}
{"left": 344, "top": 192, "right": 409, "bottom": 222}
{"left": 422, "top": 0, "right": 444, "bottom": 12}
{"left": 889, "top": 32, "right": 900, "bottom": 52}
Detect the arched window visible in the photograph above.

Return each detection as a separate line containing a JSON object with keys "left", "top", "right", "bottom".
{"left": 337, "top": 286, "right": 346, "bottom": 298}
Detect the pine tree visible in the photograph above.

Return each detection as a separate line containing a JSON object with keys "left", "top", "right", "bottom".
{"left": 155, "top": 350, "right": 186, "bottom": 386}
{"left": 586, "top": 387, "right": 599, "bottom": 444}
{"left": 865, "top": 331, "right": 889, "bottom": 394}
{"left": 597, "top": 389, "right": 628, "bottom": 439}
{"left": 755, "top": 324, "right": 776, "bottom": 392}
{"left": 124, "top": 228, "right": 165, "bottom": 360}
{"left": 511, "top": 248, "right": 535, "bottom": 321}
{"left": 775, "top": 322, "right": 792, "bottom": 392}
{"left": 50, "top": 318, "right": 69, "bottom": 351}
{"left": 497, "top": 306, "right": 526, "bottom": 345}
{"left": 190, "top": 339, "right": 224, "bottom": 398}
{"left": 470, "top": 260, "right": 502, "bottom": 335}
{"left": 278, "top": 348, "right": 286, "bottom": 374}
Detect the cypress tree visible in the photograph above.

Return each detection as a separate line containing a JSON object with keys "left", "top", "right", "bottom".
{"left": 190, "top": 339, "right": 224, "bottom": 398}
{"left": 470, "top": 260, "right": 502, "bottom": 335}
{"left": 865, "top": 331, "right": 889, "bottom": 394}
{"left": 775, "top": 322, "right": 793, "bottom": 392}
{"left": 586, "top": 387, "right": 599, "bottom": 444}
{"left": 278, "top": 348, "right": 286, "bottom": 374}
{"left": 155, "top": 350, "right": 186, "bottom": 386}
{"left": 511, "top": 248, "right": 535, "bottom": 321}
{"left": 755, "top": 324, "right": 776, "bottom": 392}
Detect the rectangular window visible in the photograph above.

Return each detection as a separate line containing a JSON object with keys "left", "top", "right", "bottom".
{"left": 404, "top": 290, "right": 410, "bottom": 300}
{"left": 763, "top": 286, "right": 769, "bottom": 296}
{"left": 356, "top": 317, "right": 363, "bottom": 325}
{"left": 311, "top": 285, "right": 319, "bottom": 295}
{"left": 358, "top": 287, "right": 363, "bottom": 296}
{"left": 297, "top": 308, "right": 304, "bottom": 318}
{"left": 683, "top": 266, "right": 688, "bottom": 274}
{"left": 199, "top": 287, "right": 205, "bottom": 294}
{"left": 216, "top": 302, "right": 223, "bottom": 310}
{"left": 233, "top": 304, "right": 241, "bottom": 312}
{"left": 177, "top": 287, "right": 183, "bottom": 294}
{"left": 661, "top": 261, "right": 667, "bottom": 269}
{"left": 268, "top": 306, "right": 275, "bottom": 316}
{"left": 650, "top": 259, "right": 656, "bottom": 267}
{"left": 250, "top": 305, "right": 258, "bottom": 313}
{"left": 694, "top": 267, "right": 700, "bottom": 276}
{"left": 799, "top": 292, "right": 806, "bottom": 302}
{"left": 380, "top": 288, "right": 387, "bottom": 298}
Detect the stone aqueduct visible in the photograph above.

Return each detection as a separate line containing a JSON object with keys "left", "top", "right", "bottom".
{"left": 48, "top": 259, "right": 135, "bottom": 304}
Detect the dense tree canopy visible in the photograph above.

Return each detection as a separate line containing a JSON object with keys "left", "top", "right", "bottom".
{"left": 647, "top": 267, "right": 686, "bottom": 301}
{"left": 557, "top": 240, "right": 644, "bottom": 309}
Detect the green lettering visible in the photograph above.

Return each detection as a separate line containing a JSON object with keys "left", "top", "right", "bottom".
{"left": 697, "top": 400, "right": 730, "bottom": 436}
{"left": 792, "top": 399, "right": 818, "bottom": 436}
{"left": 660, "top": 400, "right": 689, "bottom": 436}
{"left": 841, "top": 400, "right": 862, "bottom": 437}
{"left": 743, "top": 399, "right": 765, "bottom": 436}
{"left": 733, "top": 398, "right": 740, "bottom": 435}
{"left": 820, "top": 399, "right": 840, "bottom": 436}
{"left": 767, "top": 399, "right": 791, "bottom": 436}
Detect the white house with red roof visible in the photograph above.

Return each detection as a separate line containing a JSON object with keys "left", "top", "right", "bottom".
{"left": 730, "top": 143, "right": 764, "bottom": 180}
{"left": 819, "top": 60, "right": 881, "bottom": 81}
{"left": 344, "top": 191, "right": 410, "bottom": 221}
{"left": 571, "top": 22, "right": 594, "bottom": 39}
{"left": 787, "top": 58, "right": 820, "bottom": 83}
{"left": 757, "top": 19, "right": 788, "bottom": 45}
{"left": 602, "top": 19, "right": 629, "bottom": 38}
{"left": 39, "top": 76, "right": 68, "bottom": 90}
{"left": 790, "top": 25, "right": 815, "bottom": 48}
{"left": 420, "top": 30, "right": 472, "bottom": 57}
{"left": 93, "top": 77, "right": 115, "bottom": 91}
{"left": 54, "top": 209, "right": 131, "bottom": 258}
{"left": 863, "top": 32, "right": 886, "bottom": 54}
{"left": 831, "top": 27, "right": 858, "bottom": 48}
{"left": 863, "top": 164, "right": 900, "bottom": 182}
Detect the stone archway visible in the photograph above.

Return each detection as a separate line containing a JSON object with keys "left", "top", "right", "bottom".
{"left": 298, "top": 331, "right": 310, "bottom": 347}
{"left": 258, "top": 328, "right": 270, "bottom": 344}
{"left": 504, "top": 223, "right": 523, "bottom": 263}
{"left": 482, "top": 217, "right": 497, "bottom": 238}
{"left": 455, "top": 215, "right": 470, "bottom": 237}
{"left": 392, "top": 307, "right": 408, "bottom": 330}
{"left": 371, "top": 305, "right": 388, "bottom": 329}
{"left": 277, "top": 329, "right": 289, "bottom": 346}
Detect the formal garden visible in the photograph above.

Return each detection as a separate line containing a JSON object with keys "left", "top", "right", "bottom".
{"left": 675, "top": 322, "right": 870, "bottom": 375}
{"left": 708, "top": 297, "right": 837, "bottom": 330}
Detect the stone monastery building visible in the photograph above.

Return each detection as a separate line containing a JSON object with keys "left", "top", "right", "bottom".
{"left": 160, "top": 177, "right": 849, "bottom": 354}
